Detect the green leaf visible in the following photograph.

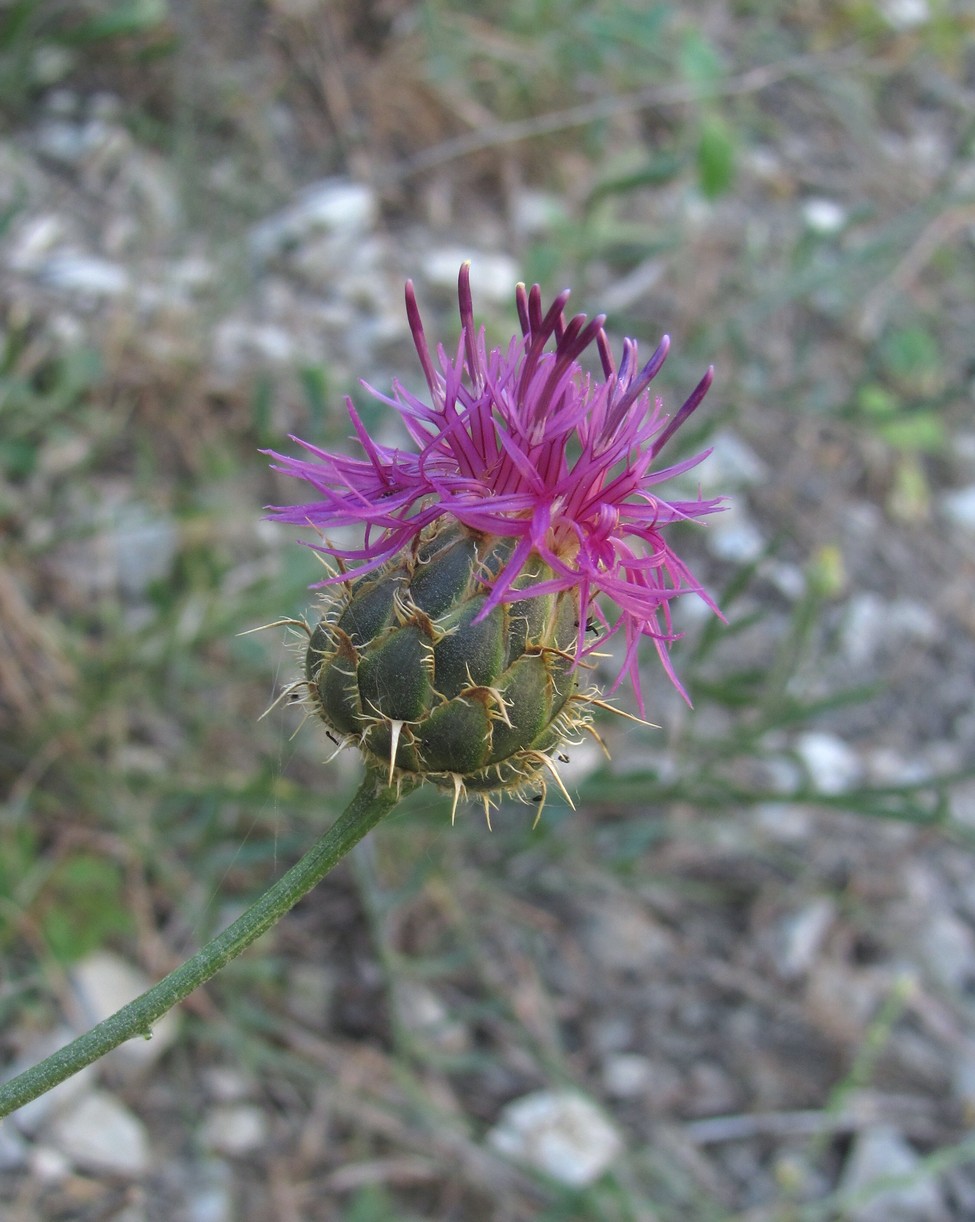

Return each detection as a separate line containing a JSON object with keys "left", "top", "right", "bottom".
{"left": 41, "top": 856, "right": 133, "bottom": 965}
{"left": 697, "top": 115, "right": 736, "bottom": 199}
{"left": 66, "top": 0, "right": 169, "bottom": 44}
{"left": 679, "top": 30, "right": 725, "bottom": 91}
{"left": 298, "top": 364, "right": 330, "bottom": 437}
{"left": 879, "top": 326, "right": 941, "bottom": 385}
{"left": 878, "top": 413, "right": 946, "bottom": 452}
{"left": 857, "top": 383, "right": 898, "bottom": 418}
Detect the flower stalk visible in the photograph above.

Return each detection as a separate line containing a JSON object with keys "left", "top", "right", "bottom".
{"left": 2, "top": 263, "right": 724, "bottom": 1120}
{"left": 0, "top": 770, "right": 411, "bottom": 1120}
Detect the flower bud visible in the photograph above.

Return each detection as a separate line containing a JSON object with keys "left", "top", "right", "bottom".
{"left": 306, "top": 522, "right": 588, "bottom": 809}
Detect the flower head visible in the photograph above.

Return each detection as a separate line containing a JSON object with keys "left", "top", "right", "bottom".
{"left": 267, "top": 264, "right": 723, "bottom": 715}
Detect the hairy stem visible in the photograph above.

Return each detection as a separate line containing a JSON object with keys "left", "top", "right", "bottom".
{"left": 0, "top": 769, "right": 410, "bottom": 1120}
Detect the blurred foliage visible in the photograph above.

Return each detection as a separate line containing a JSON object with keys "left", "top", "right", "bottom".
{"left": 0, "top": 331, "right": 103, "bottom": 483}
{"left": 0, "top": 0, "right": 174, "bottom": 116}
{"left": 38, "top": 855, "right": 134, "bottom": 964}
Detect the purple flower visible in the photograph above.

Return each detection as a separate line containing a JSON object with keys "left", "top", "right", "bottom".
{"left": 267, "top": 264, "right": 723, "bottom": 714}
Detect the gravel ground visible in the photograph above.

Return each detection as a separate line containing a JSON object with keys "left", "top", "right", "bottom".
{"left": 2, "top": 6, "right": 975, "bottom": 1220}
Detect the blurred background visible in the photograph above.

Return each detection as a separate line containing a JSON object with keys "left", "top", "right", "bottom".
{"left": 2, "top": 1, "right": 975, "bottom": 1218}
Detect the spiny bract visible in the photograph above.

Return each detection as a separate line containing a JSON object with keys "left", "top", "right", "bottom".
{"left": 305, "top": 521, "right": 592, "bottom": 807}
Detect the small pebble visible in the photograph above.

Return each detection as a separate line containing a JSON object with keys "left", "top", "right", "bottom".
{"left": 706, "top": 502, "right": 766, "bottom": 563}
{"left": 29, "top": 1143, "right": 72, "bottom": 1183}
{"left": 839, "top": 1125, "right": 944, "bottom": 1221}
{"left": 701, "top": 430, "right": 769, "bottom": 490}
{"left": 395, "top": 981, "right": 470, "bottom": 1055}
{"left": 794, "top": 731, "right": 863, "bottom": 794}
{"left": 424, "top": 249, "right": 520, "bottom": 304}
{"left": 942, "top": 484, "right": 975, "bottom": 532}
{"left": 248, "top": 178, "right": 378, "bottom": 262}
{"left": 771, "top": 896, "right": 836, "bottom": 980}
{"left": 601, "top": 1053, "right": 655, "bottom": 1098}
{"left": 39, "top": 252, "right": 130, "bottom": 297}
{"left": 878, "top": 0, "right": 930, "bottom": 30}
{"left": 49, "top": 1091, "right": 150, "bottom": 1177}
{"left": 0, "top": 1124, "right": 28, "bottom": 1171}
{"left": 199, "top": 1105, "right": 269, "bottom": 1158}
{"left": 802, "top": 198, "right": 847, "bottom": 234}
{"left": 487, "top": 1090, "right": 623, "bottom": 1187}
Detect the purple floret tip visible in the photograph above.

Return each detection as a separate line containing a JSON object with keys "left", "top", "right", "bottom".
{"left": 266, "top": 267, "right": 725, "bottom": 708}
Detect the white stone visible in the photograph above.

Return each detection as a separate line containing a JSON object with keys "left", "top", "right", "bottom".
{"left": 916, "top": 911, "right": 975, "bottom": 991}
{"left": 39, "top": 252, "right": 130, "bottom": 297}
{"left": 34, "top": 119, "right": 90, "bottom": 165}
{"left": 794, "top": 731, "right": 863, "bottom": 794}
{"left": 511, "top": 190, "right": 567, "bottom": 236}
{"left": 49, "top": 1091, "right": 150, "bottom": 1176}
{"left": 70, "top": 951, "right": 181, "bottom": 1073}
{"left": 763, "top": 560, "right": 806, "bottom": 601}
{"left": 487, "top": 1090, "right": 623, "bottom": 1187}
{"left": 601, "top": 1053, "right": 656, "bottom": 1099}
{"left": 802, "top": 198, "right": 847, "bottom": 234}
{"left": 700, "top": 430, "right": 768, "bottom": 490}
{"left": 248, "top": 178, "right": 378, "bottom": 261}
{"left": 878, "top": 0, "right": 930, "bottom": 30}
{"left": 6, "top": 213, "right": 68, "bottom": 271}
{"left": 28, "top": 1143, "right": 72, "bottom": 1183}
{"left": 592, "top": 257, "right": 666, "bottom": 313}
{"left": 292, "top": 179, "right": 378, "bottom": 233}
{"left": 840, "top": 593, "right": 939, "bottom": 668}
{"left": 424, "top": 249, "right": 520, "bottom": 305}
{"left": 395, "top": 981, "right": 470, "bottom": 1055}
{"left": 213, "top": 318, "right": 297, "bottom": 369}
{"left": 108, "top": 508, "right": 180, "bottom": 601}
{"left": 942, "top": 484, "right": 975, "bottom": 531}
{"left": 839, "top": 1125, "right": 944, "bottom": 1221}
{"left": 706, "top": 502, "right": 766, "bottom": 563}
{"left": 202, "top": 1067, "right": 255, "bottom": 1104}
{"left": 182, "top": 1159, "right": 236, "bottom": 1222}
{"left": 199, "top": 1104, "right": 268, "bottom": 1157}
{"left": 771, "top": 897, "right": 836, "bottom": 980}
{"left": 0, "top": 1123, "right": 28, "bottom": 1171}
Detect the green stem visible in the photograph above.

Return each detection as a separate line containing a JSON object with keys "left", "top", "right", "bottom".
{"left": 0, "top": 769, "right": 410, "bottom": 1120}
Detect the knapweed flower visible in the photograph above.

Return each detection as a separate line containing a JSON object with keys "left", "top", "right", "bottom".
{"left": 267, "top": 264, "right": 723, "bottom": 810}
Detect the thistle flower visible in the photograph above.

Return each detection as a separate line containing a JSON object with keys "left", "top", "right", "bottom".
{"left": 267, "top": 265, "right": 723, "bottom": 810}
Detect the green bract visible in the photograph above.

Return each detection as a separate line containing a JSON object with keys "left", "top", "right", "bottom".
{"left": 305, "top": 523, "right": 590, "bottom": 808}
